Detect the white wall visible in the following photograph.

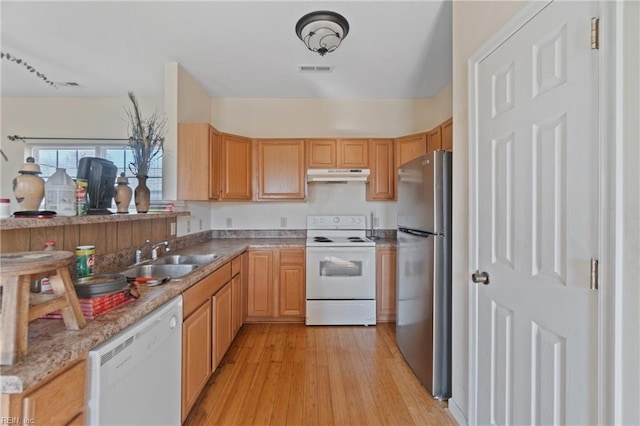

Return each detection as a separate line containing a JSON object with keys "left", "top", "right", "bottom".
{"left": 166, "top": 62, "right": 215, "bottom": 235}
{"left": 210, "top": 183, "right": 396, "bottom": 230}
{"left": 450, "top": 2, "right": 524, "bottom": 423}
{"left": 0, "top": 97, "right": 163, "bottom": 213}
{"left": 210, "top": 87, "right": 451, "bottom": 138}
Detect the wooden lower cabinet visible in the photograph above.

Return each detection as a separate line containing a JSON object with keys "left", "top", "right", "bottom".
{"left": 247, "top": 249, "right": 274, "bottom": 317}
{"left": 376, "top": 247, "right": 397, "bottom": 322}
{"left": 181, "top": 258, "right": 242, "bottom": 421}
{"left": 0, "top": 358, "right": 87, "bottom": 426}
{"left": 182, "top": 301, "right": 212, "bottom": 420}
{"left": 279, "top": 249, "right": 306, "bottom": 318}
{"left": 213, "top": 282, "right": 233, "bottom": 369}
{"left": 247, "top": 247, "right": 305, "bottom": 322}
{"left": 3, "top": 358, "right": 86, "bottom": 426}
{"left": 241, "top": 252, "right": 249, "bottom": 322}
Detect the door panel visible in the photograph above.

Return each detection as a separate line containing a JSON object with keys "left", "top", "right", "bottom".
{"left": 471, "top": 2, "right": 598, "bottom": 424}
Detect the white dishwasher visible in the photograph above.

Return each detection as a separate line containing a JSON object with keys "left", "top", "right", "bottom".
{"left": 87, "top": 295, "right": 182, "bottom": 425}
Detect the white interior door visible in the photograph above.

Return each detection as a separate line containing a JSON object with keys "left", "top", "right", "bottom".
{"left": 470, "top": 1, "right": 599, "bottom": 424}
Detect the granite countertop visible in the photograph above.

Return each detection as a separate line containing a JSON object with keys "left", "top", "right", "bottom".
{"left": 0, "top": 237, "right": 305, "bottom": 394}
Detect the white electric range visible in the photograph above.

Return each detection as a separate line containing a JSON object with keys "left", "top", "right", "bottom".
{"left": 305, "top": 215, "right": 376, "bottom": 325}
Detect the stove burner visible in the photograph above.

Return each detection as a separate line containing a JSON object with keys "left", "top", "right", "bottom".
{"left": 348, "top": 237, "right": 365, "bottom": 242}
{"left": 314, "top": 237, "right": 333, "bottom": 243}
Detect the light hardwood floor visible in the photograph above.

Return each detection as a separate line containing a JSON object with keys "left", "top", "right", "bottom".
{"left": 185, "top": 323, "right": 456, "bottom": 426}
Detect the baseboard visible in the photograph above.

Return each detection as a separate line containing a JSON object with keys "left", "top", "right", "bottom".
{"left": 447, "top": 397, "right": 467, "bottom": 426}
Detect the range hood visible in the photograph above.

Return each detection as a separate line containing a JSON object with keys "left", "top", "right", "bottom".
{"left": 306, "top": 168, "right": 370, "bottom": 183}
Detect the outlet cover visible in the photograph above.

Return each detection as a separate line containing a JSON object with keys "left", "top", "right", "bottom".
{"left": 280, "top": 217, "right": 287, "bottom": 228}
{"left": 226, "top": 218, "right": 232, "bottom": 228}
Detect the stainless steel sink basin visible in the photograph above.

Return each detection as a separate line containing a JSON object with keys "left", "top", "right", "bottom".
{"left": 152, "top": 253, "right": 223, "bottom": 265}
{"left": 121, "top": 264, "right": 199, "bottom": 279}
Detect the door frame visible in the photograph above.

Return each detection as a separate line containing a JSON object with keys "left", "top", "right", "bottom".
{"left": 467, "top": 0, "right": 616, "bottom": 424}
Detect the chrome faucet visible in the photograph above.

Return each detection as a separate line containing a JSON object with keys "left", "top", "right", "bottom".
{"left": 150, "top": 241, "right": 170, "bottom": 260}
{"left": 135, "top": 240, "right": 170, "bottom": 263}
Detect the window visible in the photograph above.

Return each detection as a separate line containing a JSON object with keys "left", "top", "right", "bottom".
{"left": 30, "top": 142, "right": 162, "bottom": 201}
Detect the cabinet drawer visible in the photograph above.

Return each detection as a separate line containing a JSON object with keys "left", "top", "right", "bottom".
{"left": 22, "top": 359, "right": 86, "bottom": 425}
{"left": 231, "top": 256, "right": 241, "bottom": 277}
{"left": 279, "top": 248, "right": 304, "bottom": 265}
{"left": 183, "top": 262, "right": 232, "bottom": 318}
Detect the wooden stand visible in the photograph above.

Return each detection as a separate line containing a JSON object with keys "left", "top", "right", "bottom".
{"left": 0, "top": 251, "right": 86, "bottom": 365}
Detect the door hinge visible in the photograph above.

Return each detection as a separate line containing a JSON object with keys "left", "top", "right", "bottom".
{"left": 590, "top": 257, "right": 599, "bottom": 290}
{"left": 591, "top": 17, "right": 600, "bottom": 50}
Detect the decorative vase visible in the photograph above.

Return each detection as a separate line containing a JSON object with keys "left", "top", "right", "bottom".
{"left": 12, "top": 157, "right": 45, "bottom": 211}
{"left": 134, "top": 175, "right": 150, "bottom": 213}
{"left": 114, "top": 173, "right": 133, "bottom": 214}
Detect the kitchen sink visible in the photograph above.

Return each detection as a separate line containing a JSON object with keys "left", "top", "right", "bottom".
{"left": 152, "top": 253, "right": 223, "bottom": 265}
{"left": 120, "top": 264, "right": 199, "bottom": 279}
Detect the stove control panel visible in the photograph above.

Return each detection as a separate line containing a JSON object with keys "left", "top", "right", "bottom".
{"left": 307, "top": 215, "right": 366, "bottom": 230}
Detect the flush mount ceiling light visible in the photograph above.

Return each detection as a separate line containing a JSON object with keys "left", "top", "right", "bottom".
{"left": 295, "top": 11, "right": 349, "bottom": 57}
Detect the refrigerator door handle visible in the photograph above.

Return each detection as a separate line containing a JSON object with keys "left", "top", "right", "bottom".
{"left": 398, "top": 227, "right": 438, "bottom": 238}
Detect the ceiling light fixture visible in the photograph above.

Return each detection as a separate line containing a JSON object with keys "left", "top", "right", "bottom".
{"left": 295, "top": 11, "right": 349, "bottom": 57}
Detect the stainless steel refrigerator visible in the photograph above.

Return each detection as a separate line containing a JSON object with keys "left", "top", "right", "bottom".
{"left": 396, "top": 149, "right": 452, "bottom": 400}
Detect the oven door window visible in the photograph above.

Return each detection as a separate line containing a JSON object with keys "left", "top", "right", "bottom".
{"left": 306, "top": 248, "right": 375, "bottom": 299}
{"left": 320, "top": 257, "right": 363, "bottom": 277}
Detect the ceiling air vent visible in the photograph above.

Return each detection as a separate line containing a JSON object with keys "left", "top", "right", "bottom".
{"left": 298, "top": 65, "right": 333, "bottom": 73}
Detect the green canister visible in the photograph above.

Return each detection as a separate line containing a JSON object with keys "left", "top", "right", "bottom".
{"left": 75, "top": 245, "right": 95, "bottom": 277}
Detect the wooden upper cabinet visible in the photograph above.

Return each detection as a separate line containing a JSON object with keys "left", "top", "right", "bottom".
{"left": 308, "top": 139, "right": 369, "bottom": 168}
{"left": 308, "top": 139, "right": 337, "bottom": 168}
{"left": 220, "top": 133, "right": 252, "bottom": 200}
{"left": 427, "top": 126, "right": 442, "bottom": 153}
{"left": 338, "top": 139, "right": 369, "bottom": 168}
{"left": 441, "top": 118, "right": 453, "bottom": 151}
{"left": 178, "top": 123, "right": 212, "bottom": 201}
{"left": 208, "top": 127, "right": 221, "bottom": 200}
{"left": 256, "top": 139, "right": 306, "bottom": 200}
{"left": 395, "top": 132, "right": 427, "bottom": 169}
{"left": 367, "top": 138, "right": 395, "bottom": 201}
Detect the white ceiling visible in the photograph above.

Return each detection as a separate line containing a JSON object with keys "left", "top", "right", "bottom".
{"left": 0, "top": 1, "right": 452, "bottom": 99}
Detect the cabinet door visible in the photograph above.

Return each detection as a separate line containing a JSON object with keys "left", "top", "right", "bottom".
{"left": 213, "top": 283, "right": 233, "bottom": 369}
{"left": 256, "top": 139, "right": 306, "bottom": 200}
{"left": 181, "top": 302, "right": 211, "bottom": 421}
{"left": 376, "top": 247, "right": 397, "bottom": 322}
{"left": 367, "top": 138, "right": 395, "bottom": 201}
{"left": 220, "top": 133, "right": 252, "bottom": 200}
{"left": 427, "top": 126, "right": 442, "bottom": 153}
{"left": 241, "top": 252, "right": 249, "bottom": 322}
{"left": 395, "top": 133, "right": 427, "bottom": 168}
{"left": 307, "top": 139, "right": 337, "bottom": 168}
{"left": 279, "top": 248, "right": 305, "bottom": 318}
{"left": 247, "top": 250, "right": 274, "bottom": 317}
{"left": 338, "top": 139, "right": 369, "bottom": 168}
{"left": 441, "top": 118, "right": 453, "bottom": 152}
{"left": 178, "top": 123, "right": 211, "bottom": 201}
{"left": 209, "top": 127, "right": 221, "bottom": 200}
{"left": 21, "top": 359, "right": 86, "bottom": 426}
{"left": 231, "top": 274, "right": 242, "bottom": 337}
